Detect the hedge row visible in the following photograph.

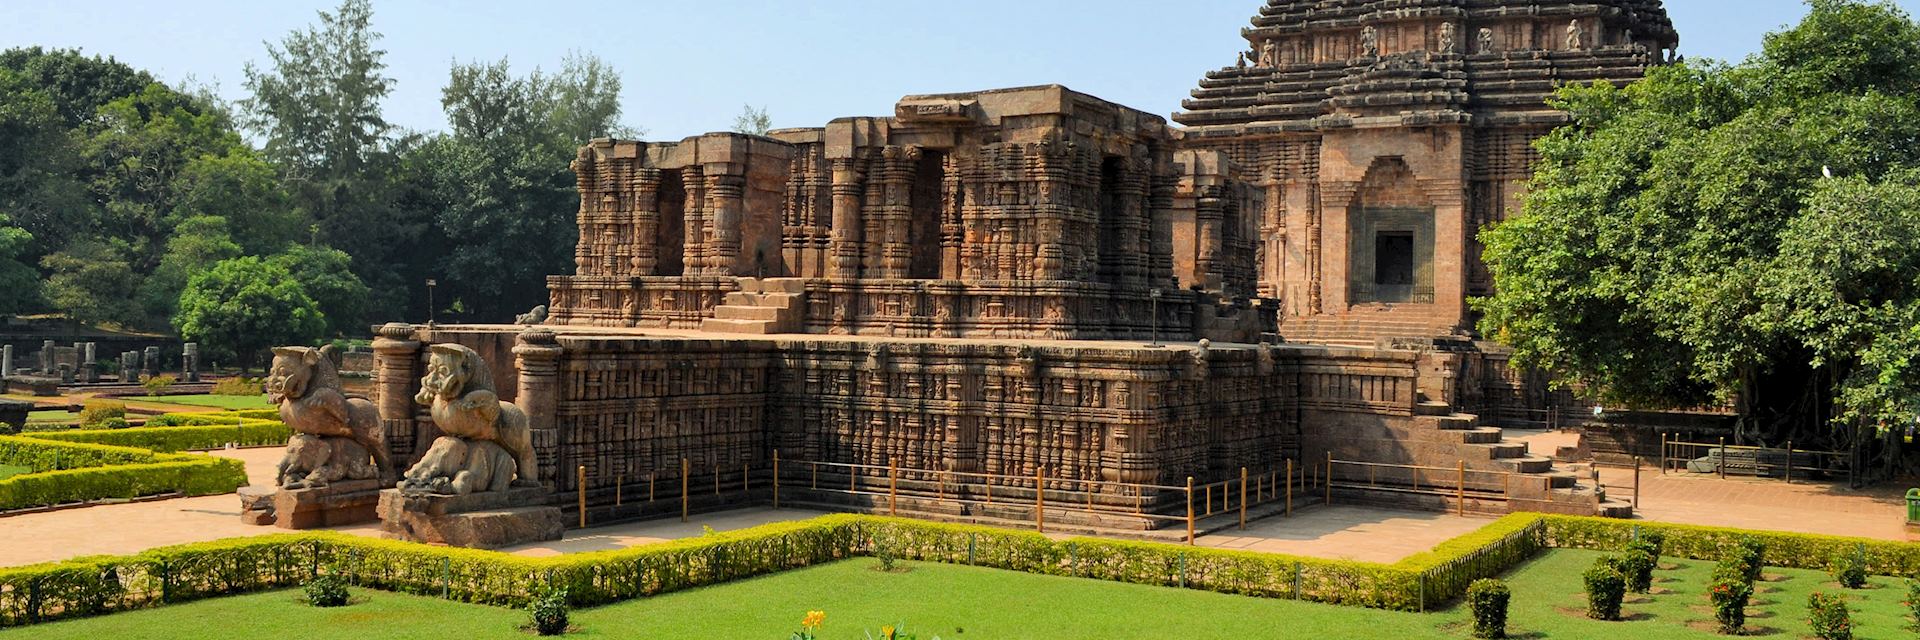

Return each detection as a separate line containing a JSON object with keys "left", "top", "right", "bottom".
{"left": 0, "top": 436, "right": 247, "bottom": 511}
{"left": 1541, "top": 514, "right": 1920, "bottom": 577}
{"left": 0, "top": 512, "right": 1560, "bottom": 627}
{"left": 26, "top": 420, "right": 290, "bottom": 453}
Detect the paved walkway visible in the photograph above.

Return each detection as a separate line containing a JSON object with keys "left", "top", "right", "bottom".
{"left": 1196, "top": 505, "right": 1490, "bottom": 563}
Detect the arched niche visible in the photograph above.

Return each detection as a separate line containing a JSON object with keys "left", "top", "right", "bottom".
{"left": 1346, "top": 157, "right": 1435, "bottom": 304}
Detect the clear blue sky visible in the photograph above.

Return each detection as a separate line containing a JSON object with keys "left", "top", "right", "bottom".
{"left": 6, "top": 1, "right": 1917, "bottom": 140}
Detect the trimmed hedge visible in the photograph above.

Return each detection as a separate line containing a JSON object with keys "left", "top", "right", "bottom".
{"left": 26, "top": 421, "right": 290, "bottom": 453}
{"left": 1540, "top": 515, "right": 1920, "bottom": 577}
{"left": 0, "top": 436, "right": 247, "bottom": 511}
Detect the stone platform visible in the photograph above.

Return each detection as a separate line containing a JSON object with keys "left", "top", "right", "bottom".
{"left": 376, "top": 487, "right": 565, "bottom": 549}
{"left": 237, "top": 480, "right": 385, "bottom": 529}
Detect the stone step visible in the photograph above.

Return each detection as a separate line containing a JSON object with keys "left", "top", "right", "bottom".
{"left": 1595, "top": 499, "right": 1635, "bottom": 519}
{"left": 714, "top": 305, "right": 785, "bottom": 322}
{"left": 1459, "top": 427, "right": 1505, "bottom": 445}
{"left": 722, "top": 291, "right": 801, "bottom": 308}
{"left": 1414, "top": 400, "right": 1453, "bottom": 416}
{"left": 1433, "top": 414, "right": 1478, "bottom": 430}
{"left": 759, "top": 278, "right": 807, "bottom": 294}
{"left": 699, "top": 318, "right": 778, "bottom": 334}
{"left": 1498, "top": 455, "right": 1555, "bottom": 474}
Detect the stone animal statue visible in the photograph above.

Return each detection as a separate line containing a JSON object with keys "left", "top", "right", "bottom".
{"left": 514, "top": 305, "right": 548, "bottom": 325}
{"left": 268, "top": 345, "right": 389, "bottom": 488}
{"left": 400, "top": 343, "right": 538, "bottom": 495}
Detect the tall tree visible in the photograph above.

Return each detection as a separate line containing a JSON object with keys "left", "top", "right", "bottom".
{"left": 0, "top": 213, "right": 39, "bottom": 314}
{"left": 267, "top": 244, "right": 369, "bottom": 338}
{"left": 174, "top": 256, "right": 325, "bottom": 370}
{"left": 0, "top": 47, "right": 155, "bottom": 129}
{"left": 1477, "top": 0, "right": 1920, "bottom": 471}
{"left": 0, "top": 66, "right": 90, "bottom": 259}
{"left": 239, "top": 0, "right": 391, "bottom": 177}
{"left": 41, "top": 237, "right": 139, "bottom": 326}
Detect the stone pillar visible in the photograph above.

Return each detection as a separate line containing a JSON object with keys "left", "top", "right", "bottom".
{"left": 183, "top": 343, "right": 200, "bottom": 382}
{"left": 39, "top": 340, "right": 53, "bottom": 374}
{"left": 1196, "top": 186, "right": 1227, "bottom": 291}
{"left": 1, "top": 344, "right": 13, "bottom": 377}
{"left": 512, "top": 328, "right": 564, "bottom": 491}
{"left": 80, "top": 342, "right": 98, "bottom": 384}
{"left": 120, "top": 352, "right": 138, "bottom": 382}
{"left": 57, "top": 363, "right": 73, "bottom": 385}
{"left": 828, "top": 157, "right": 864, "bottom": 279}
{"left": 143, "top": 346, "right": 161, "bottom": 376}
{"left": 630, "top": 168, "right": 662, "bottom": 277}
{"left": 371, "top": 323, "right": 424, "bottom": 468}
{"left": 874, "top": 146, "right": 915, "bottom": 280}
{"left": 706, "top": 170, "right": 744, "bottom": 277}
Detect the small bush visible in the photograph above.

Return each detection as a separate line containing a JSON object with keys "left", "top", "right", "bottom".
{"left": 77, "top": 401, "right": 126, "bottom": 429}
{"left": 1583, "top": 557, "right": 1627, "bottom": 621}
{"left": 1829, "top": 550, "right": 1867, "bottom": 589}
{"left": 1467, "top": 578, "right": 1510, "bottom": 639}
{"left": 1904, "top": 580, "right": 1920, "bottom": 631}
{"left": 210, "top": 377, "right": 262, "bottom": 396}
{"left": 1736, "top": 537, "right": 1766, "bottom": 583}
{"left": 1808, "top": 592, "right": 1853, "bottom": 640}
{"left": 1637, "top": 530, "right": 1665, "bottom": 559}
{"left": 142, "top": 374, "right": 177, "bottom": 397}
{"left": 528, "top": 588, "right": 569, "bottom": 636}
{"left": 303, "top": 574, "right": 349, "bottom": 607}
{"left": 1709, "top": 575, "right": 1752, "bottom": 634}
{"left": 876, "top": 540, "right": 898, "bottom": 572}
{"left": 1617, "top": 548, "right": 1656, "bottom": 593}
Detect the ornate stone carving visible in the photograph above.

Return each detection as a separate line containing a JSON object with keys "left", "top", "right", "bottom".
{"left": 1361, "top": 26, "right": 1380, "bottom": 57}
{"left": 400, "top": 344, "right": 538, "bottom": 496}
{"left": 1478, "top": 27, "right": 1496, "bottom": 55}
{"left": 268, "top": 346, "right": 389, "bottom": 488}
{"left": 1567, "top": 19, "right": 1586, "bottom": 50}
{"left": 1440, "top": 23, "right": 1458, "bottom": 54}
{"left": 514, "top": 305, "right": 548, "bottom": 325}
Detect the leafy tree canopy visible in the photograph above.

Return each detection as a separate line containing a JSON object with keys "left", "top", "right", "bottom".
{"left": 1478, "top": 0, "right": 1920, "bottom": 446}
{"left": 174, "top": 256, "right": 325, "bottom": 369}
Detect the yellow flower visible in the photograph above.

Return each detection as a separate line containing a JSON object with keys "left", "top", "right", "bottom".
{"left": 882, "top": 626, "right": 896, "bottom": 639}
{"left": 803, "top": 611, "right": 826, "bottom": 629}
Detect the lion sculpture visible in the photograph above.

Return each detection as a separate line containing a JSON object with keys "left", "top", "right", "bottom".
{"left": 401, "top": 343, "right": 538, "bottom": 496}
{"left": 268, "top": 345, "right": 390, "bottom": 489}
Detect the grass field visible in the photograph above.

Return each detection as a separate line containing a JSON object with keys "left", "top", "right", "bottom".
{"left": 0, "top": 465, "right": 28, "bottom": 480}
{"left": 135, "top": 394, "right": 272, "bottom": 410}
{"left": 5, "top": 550, "right": 1914, "bottom": 639}
{"left": 25, "top": 410, "right": 75, "bottom": 423}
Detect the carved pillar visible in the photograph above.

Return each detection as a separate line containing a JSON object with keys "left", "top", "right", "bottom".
{"left": 0, "top": 344, "right": 11, "bottom": 377}
{"left": 828, "top": 157, "right": 864, "bottom": 279}
{"left": 706, "top": 168, "right": 745, "bottom": 277}
{"left": 371, "top": 323, "right": 423, "bottom": 468}
{"left": 39, "top": 340, "right": 53, "bottom": 374}
{"left": 940, "top": 151, "right": 964, "bottom": 279}
{"left": 680, "top": 165, "right": 708, "bottom": 275}
{"left": 570, "top": 147, "right": 597, "bottom": 276}
{"left": 874, "top": 146, "right": 916, "bottom": 280}
{"left": 1148, "top": 174, "right": 1178, "bottom": 288}
{"left": 513, "top": 328, "right": 564, "bottom": 491}
{"left": 630, "top": 168, "right": 662, "bottom": 277}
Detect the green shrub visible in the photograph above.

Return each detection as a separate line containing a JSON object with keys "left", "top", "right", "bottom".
{"left": 1583, "top": 557, "right": 1626, "bottom": 621}
{"left": 0, "top": 436, "right": 246, "bottom": 509}
{"left": 303, "top": 574, "right": 349, "bottom": 607}
{"left": 528, "top": 588, "right": 569, "bottom": 636}
{"left": 1905, "top": 580, "right": 1920, "bottom": 631}
{"left": 1830, "top": 549, "right": 1867, "bottom": 589}
{"left": 1542, "top": 515, "right": 1920, "bottom": 577}
{"left": 24, "top": 421, "right": 291, "bottom": 452}
{"left": 1467, "top": 578, "right": 1510, "bottom": 639}
{"left": 1737, "top": 537, "right": 1766, "bottom": 583}
{"left": 1808, "top": 591, "right": 1853, "bottom": 640}
{"left": 1616, "top": 548, "right": 1656, "bottom": 593}
{"left": 77, "top": 401, "right": 125, "bottom": 429}
{"left": 1637, "top": 530, "right": 1665, "bottom": 559}
{"left": 210, "top": 377, "right": 262, "bottom": 396}
{"left": 142, "top": 374, "right": 176, "bottom": 397}
{"left": 1709, "top": 574, "right": 1752, "bottom": 634}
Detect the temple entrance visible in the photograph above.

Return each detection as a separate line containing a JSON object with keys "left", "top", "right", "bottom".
{"left": 655, "top": 169, "right": 687, "bottom": 276}
{"left": 909, "top": 150, "right": 946, "bottom": 279}
{"left": 1347, "top": 158, "right": 1434, "bottom": 304}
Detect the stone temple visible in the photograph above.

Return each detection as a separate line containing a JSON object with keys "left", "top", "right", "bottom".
{"left": 360, "top": 0, "right": 1678, "bottom": 538}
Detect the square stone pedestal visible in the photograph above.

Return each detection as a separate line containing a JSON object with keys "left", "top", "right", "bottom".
{"left": 376, "top": 487, "right": 564, "bottom": 549}
{"left": 238, "top": 480, "right": 385, "bottom": 529}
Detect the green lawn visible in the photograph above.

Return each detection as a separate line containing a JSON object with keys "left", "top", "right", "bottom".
{"left": 7, "top": 551, "right": 1915, "bottom": 639}
{"left": 25, "top": 410, "right": 75, "bottom": 423}
{"left": 138, "top": 394, "right": 272, "bottom": 410}
{"left": 0, "top": 465, "right": 28, "bottom": 480}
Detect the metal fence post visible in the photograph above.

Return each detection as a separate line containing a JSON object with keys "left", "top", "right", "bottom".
{"left": 1718, "top": 437, "right": 1727, "bottom": 479}
{"left": 1239, "top": 467, "right": 1248, "bottom": 530}
{"left": 576, "top": 465, "right": 587, "bottom": 528}
{"left": 1784, "top": 440, "right": 1793, "bottom": 484}
{"left": 1325, "top": 452, "right": 1333, "bottom": 505}
{"left": 773, "top": 450, "right": 781, "bottom": 508}
{"left": 680, "top": 458, "right": 690, "bottom": 523}
{"left": 1185, "top": 476, "right": 1195, "bottom": 545}
{"left": 1633, "top": 456, "right": 1641, "bottom": 509}
{"left": 1457, "top": 461, "right": 1466, "bottom": 517}
{"left": 889, "top": 462, "right": 899, "bottom": 517}
{"left": 1660, "top": 431, "right": 1668, "bottom": 475}
{"left": 1286, "top": 458, "right": 1294, "bottom": 516}
{"left": 1034, "top": 468, "right": 1045, "bottom": 533}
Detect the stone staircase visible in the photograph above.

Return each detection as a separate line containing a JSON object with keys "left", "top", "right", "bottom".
{"left": 1280, "top": 313, "right": 1462, "bottom": 347}
{"left": 699, "top": 278, "right": 807, "bottom": 335}
{"left": 1363, "top": 397, "right": 1631, "bottom": 518}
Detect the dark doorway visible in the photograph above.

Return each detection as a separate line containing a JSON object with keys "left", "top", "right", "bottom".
{"left": 655, "top": 169, "right": 686, "bottom": 276}
{"left": 909, "top": 150, "right": 947, "bottom": 279}
{"left": 1375, "top": 231, "right": 1415, "bottom": 286}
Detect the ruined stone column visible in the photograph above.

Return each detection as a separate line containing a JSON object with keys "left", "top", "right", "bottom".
{"left": 630, "top": 168, "right": 662, "bottom": 277}
{"left": 40, "top": 340, "right": 54, "bottom": 374}
{"left": 512, "top": 328, "right": 564, "bottom": 491}
{"left": 80, "top": 342, "right": 98, "bottom": 384}
{"left": 1196, "top": 186, "right": 1227, "bottom": 290}
{"left": 828, "top": 157, "right": 864, "bottom": 279}
{"left": 371, "top": 323, "right": 423, "bottom": 466}
{"left": 706, "top": 170, "right": 745, "bottom": 277}
{"left": 183, "top": 343, "right": 200, "bottom": 382}
{"left": 1, "top": 344, "right": 12, "bottom": 377}
{"left": 143, "top": 346, "right": 161, "bottom": 376}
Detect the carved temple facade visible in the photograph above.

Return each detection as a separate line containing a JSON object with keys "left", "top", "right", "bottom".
{"left": 549, "top": 86, "right": 1271, "bottom": 342}
{"left": 1177, "top": 0, "right": 1678, "bottom": 345}
{"left": 359, "top": 0, "right": 1683, "bottom": 530}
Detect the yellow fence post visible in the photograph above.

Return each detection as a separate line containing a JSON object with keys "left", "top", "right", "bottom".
{"left": 1239, "top": 467, "right": 1248, "bottom": 531}
{"left": 1286, "top": 458, "right": 1293, "bottom": 516}
{"left": 743, "top": 463, "right": 750, "bottom": 496}
{"left": 1718, "top": 437, "right": 1727, "bottom": 480}
{"left": 576, "top": 465, "right": 587, "bottom": 528}
{"left": 772, "top": 450, "right": 781, "bottom": 509}
{"left": 1185, "top": 476, "right": 1195, "bottom": 545}
{"left": 1633, "top": 456, "right": 1641, "bottom": 509}
{"left": 680, "top": 458, "right": 689, "bottom": 523}
{"left": 1784, "top": 440, "right": 1793, "bottom": 484}
{"left": 1034, "top": 468, "right": 1045, "bottom": 534}
{"left": 1456, "top": 460, "right": 1466, "bottom": 517}
{"left": 1660, "top": 431, "right": 1669, "bottom": 475}
{"left": 649, "top": 472, "right": 655, "bottom": 503}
